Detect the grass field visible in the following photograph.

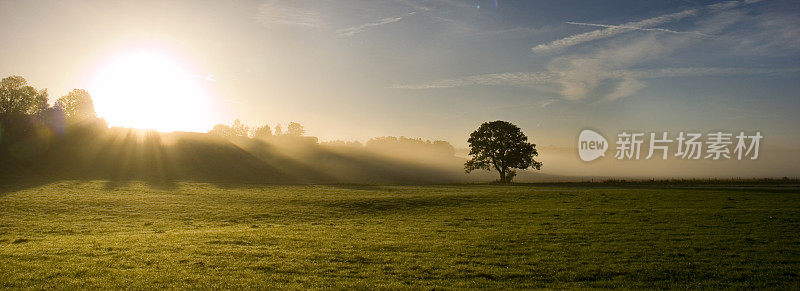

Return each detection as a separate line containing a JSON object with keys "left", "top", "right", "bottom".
{"left": 1, "top": 181, "right": 798, "bottom": 289}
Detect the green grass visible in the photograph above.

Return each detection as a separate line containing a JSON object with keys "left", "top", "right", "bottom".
{"left": 1, "top": 181, "right": 798, "bottom": 289}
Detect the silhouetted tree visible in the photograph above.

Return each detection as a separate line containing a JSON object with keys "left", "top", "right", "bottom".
{"left": 465, "top": 120, "right": 541, "bottom": 183}
{"left": 209, "top": 124, "right": 234, "bottom": 137}
{"left": 274, "top": 124, "right": 282, "bottom": 136}
{"left": 287, "top": 122, "right": 305, "bottom": 136}
{"left": 209, "top": 119, "right": 249, "bottom": 138}
{"left": 232, "top": 119, "right": 249, "bottom": 137}
{"left": 366, "top": 136, "right": 455, "bottom": 158}
{"left": 55, "top": 89, "right": 96, "bottom": 122}
{"left": 251, "top": 124, "right": 272, "bottom": 138}
{"left": 321, "top": 140, "right": 363, "bottom": 148}
{"left": 0, "top": 76, "right": 48, "bottom": 116}
{"left": 0, "top": 75, "right": 49, "bottom": 143}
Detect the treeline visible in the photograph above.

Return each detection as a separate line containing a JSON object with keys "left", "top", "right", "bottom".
{"left": 1, "top": 76, "right": 107, "bottom": 161}
{"left": 0, "top": 76, "right": 101, "bottom": 141}
{"left": 204, "top": 119, "right": 456, "bottom": 160}
{"left": 208, "top": 120, "right": 306, "bottom": 138}
{"left": 1, "top": 75, "right": 464, "bottom": 184}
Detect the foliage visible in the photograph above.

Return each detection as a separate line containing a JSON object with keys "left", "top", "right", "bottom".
{"left": 231, "top": 119, "right": 249, "bottom": 137}
{"left": 321, "top": 140, "right": 363, "bottom": 148}
{"left": 287, "top": 122, "right": 305, "bottom": 136}
{"left": 208, "top": 124, "right": 234, "bottom": 137}
{"left": 55, "top": 89, "right": 96, "bottom": 121}
{"left": 366, "top": 136, "right": 455, "bottom": 158}
{"left": 465, "top": 120, "right": 541, "bottom": 183}
{"left": 0, "top": 75, "right": 48, "bottom": 117}
{"left": 209, "top": 119, "right": 249, "bottom": 137}
{"left": 251, "top": 124, "right": 272, "bottom": 138}
{"left": 0, "top": 76, "right": 50, "bottom": 143}
{"left": 0, "top": 75, "right": 106, "bottom": 152}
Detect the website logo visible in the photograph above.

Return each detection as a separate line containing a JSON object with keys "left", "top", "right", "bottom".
{"left": 578, "top": 129, "right": 608, "bottom": 162}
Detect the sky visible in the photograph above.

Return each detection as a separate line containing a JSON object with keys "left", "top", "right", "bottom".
{"left": 1, "top": 0, "right": 798, "bottom": 177}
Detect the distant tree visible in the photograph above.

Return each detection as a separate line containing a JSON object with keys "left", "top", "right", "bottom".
{"left": 251, "top": 124, "right": 272, "bottom": 138}
{"left": 321, "top": 140, "right": 363, "bottom": 148}
{"left": 366, "top": 136, "right": 455, "bottom": 158}
{"left": 287, "top": 122, "right": 305, "bottom": 136}
{"left": 465, "top": 120, "right": 541, "bottom": 183}
{"left": 55, "top": 89, "right": 96, "bottom": 122}
{"left": 432, "top": 140, "right": 456, "bottom": 156}
{"left": 210, "top": 119, "right": 249, "bottom": 138}
{"left": 209, "top": 124, "right": 234, "bottom": 137}
{"left": 274, "top": 124, "right": 282, "bottom": 136}
{"left": 231, "top": 119, "right": 249, "bottom": 137}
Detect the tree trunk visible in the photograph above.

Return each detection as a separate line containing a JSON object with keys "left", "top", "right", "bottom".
{"left": 499, "top": 168, "right": 506, "bottom": 183}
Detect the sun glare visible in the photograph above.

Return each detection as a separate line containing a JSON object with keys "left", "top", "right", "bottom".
{"left": 89, "top": 51, "right": 214, "bottom": 132}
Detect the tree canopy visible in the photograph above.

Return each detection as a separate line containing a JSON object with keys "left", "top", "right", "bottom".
{"left": 251, "top": 124, "right": 272, "bottom": 138}
{"left": 55, "top": 89, "right": 96, "bottom": 122}
{"left": 0, "top": 75, "right": 48, "bottom": 117}
{"left": 287, "top": 122, "right": 305, "bottom": 136}
{"left": 0, "top": 76, "right": 50, "bottom": 143}
{"left": 465, "top": 120, "right": 542, "bottom": 183}
{"left": 231, "top": 119, "right": 249, "bottom": 137}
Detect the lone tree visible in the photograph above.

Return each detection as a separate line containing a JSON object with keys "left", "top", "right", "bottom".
{"left": 465, "top": 120, "right": 542, "bottom": 183}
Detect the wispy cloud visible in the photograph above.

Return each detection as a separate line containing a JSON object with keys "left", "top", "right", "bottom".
{"left": 394, "top": 0, "right": 776, "bottom": 101}
{"left": 393, "top": 67, "right": 796, "bottom": 99}
{"left": 542, "top": 0, "right": 771, "bottom": 101}
{"left": 255, "top": 1, "right": 323, "bottom": 28}
{"left": 709, "top": 0, "right": 765, "bottom": 11}
{"left": 609, "top": 67, "right": 799, "bottom": 79}
{"left": 532, "top": 9, "right": 698, "bottom": 53}
{"left": 532, "top": 0, "right": 764, "bottom": 53}
{"left": 391, "top": 72, "right": 553, "bottom": 89}
{"left": 539, "top": 99, "right": 558, "bottom": 108}
{"left": 564, "top": 21, "right": 712, "bottom": 37}
{"left": 336, "top": 11, "right": 416, "bottom": 37}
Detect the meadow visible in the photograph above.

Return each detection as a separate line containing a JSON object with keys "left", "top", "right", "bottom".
{"left": 0, "top": 181, "right": 798, "bottom": 289}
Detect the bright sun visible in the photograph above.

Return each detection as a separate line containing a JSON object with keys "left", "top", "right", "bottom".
{"left": 89, "top": 51, "right": 214, "bottom": 133}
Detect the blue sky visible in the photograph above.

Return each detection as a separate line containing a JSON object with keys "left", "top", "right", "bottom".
{"left": 1, "top": 0, "right": 798, "bottom": 176}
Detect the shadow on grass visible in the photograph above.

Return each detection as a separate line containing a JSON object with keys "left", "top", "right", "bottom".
{"left": 295, "top": 194, "right": 500, "bottom": 214}
{"left": 327, "top": 184, "right": 392, "bottom": 192}
{"left": 0, "top": 177, "right": 60, "bottom": 196}
{"left": 0, "top": 175, "right": 179, "bottom": 196}
{"left": 102, "top": 178, "right": 177, "bottom": 191}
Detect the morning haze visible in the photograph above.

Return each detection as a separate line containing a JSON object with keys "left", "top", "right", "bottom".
{"left": 2, "top": 0, "right": 797, "bottom": 179}
{"left": 1, "top": 1, "right": 799, "bottom": 289}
